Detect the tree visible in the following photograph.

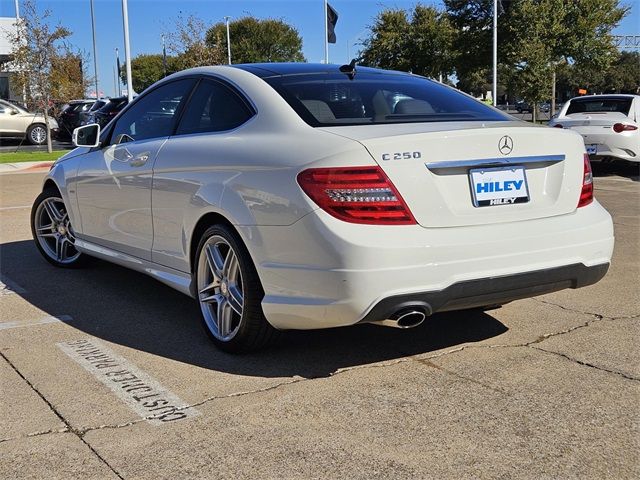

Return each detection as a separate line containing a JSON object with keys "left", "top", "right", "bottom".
{"left": 5, "top": 0, "right": 74, "bottom": 152}
{"left": 120, "top": 54, "right": 179, "bottom": 93}
{"left": 602, "top": 51, "right": 640, "bottom": 94}
{"left": 359, "top": 5, "right": 456, "bottom": 79}
{"left": 205, "top": 17, "right": 305, "bottom": 64}
{"left": 50, "top": 48, "right": 89, "bottom": 108}
{"left": 164, "top": 14, "right": 226, "bottom": 69}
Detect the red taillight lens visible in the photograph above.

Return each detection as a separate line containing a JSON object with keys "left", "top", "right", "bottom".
{"left": 613, "top": 123, "right": 638, "bottom": 133}
{"left": 553, "top": 124, "right": 563, "bottom": 128}
{"left": 297, "top": 166, "right": 416, "bottom": 225}
{"left": 578, "top": 153, "right": 593, "bottom": 208}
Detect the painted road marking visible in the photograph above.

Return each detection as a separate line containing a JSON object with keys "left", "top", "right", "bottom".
{"left": 0, "top": 205, "right": 31, "bottom": 211}
{"left": 57, "top": 339, "right": 199, "bottom": 425}
{"left": 0, "top": 315, "right": 73, "bottom": 331}
{"left": 0, "top": 275, "right": 26, "bottom": 295}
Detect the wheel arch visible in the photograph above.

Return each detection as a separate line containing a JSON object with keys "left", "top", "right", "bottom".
{"left": 189, "top": 211, "right": 237, "bottom": 275}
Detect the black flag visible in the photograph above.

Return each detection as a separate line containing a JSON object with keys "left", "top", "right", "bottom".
{"left": 327, "top": 3, "right": 338, "bottom": 44}
{"left": 116, "top": 56, "right": 121, "bottom": 81}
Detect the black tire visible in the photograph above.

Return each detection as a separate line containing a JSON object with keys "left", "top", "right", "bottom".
{"left": 194, "top": 224, "right": 278, "bottom": 353}
{"left": 26, "top": 123, "right": 48, "bottom": 145}
{"left": 31, "top": 188, "right": 88, "bottom": 268}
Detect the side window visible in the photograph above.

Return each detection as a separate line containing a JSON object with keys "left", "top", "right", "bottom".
{"left": 176, "top": 79, "right": 253, "bottom": 135}
{"left": 0, "top": 104, "right": 5, "bottom": 114}
{"left": 110, "top": 79, "right": 195, "bottom": 143}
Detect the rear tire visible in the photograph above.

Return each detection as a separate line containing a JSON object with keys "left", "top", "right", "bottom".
{"left": 194, "top": 224, "right": 278, "bottom": 353}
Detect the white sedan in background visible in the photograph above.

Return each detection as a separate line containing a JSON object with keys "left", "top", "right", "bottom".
{"left": 31, "top": 63, "right": 614, "bottom": 352}
{"left": 549, "top": 94, "right": 639, "bottom": 163}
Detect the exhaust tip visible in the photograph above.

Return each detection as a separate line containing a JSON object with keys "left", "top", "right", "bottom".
{"left": 391, "top": 309, "right": 426, "bottom": 329}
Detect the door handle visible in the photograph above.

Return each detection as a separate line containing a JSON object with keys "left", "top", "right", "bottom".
{"left": 129, "top": 153, "right": 150, "bottom": 167}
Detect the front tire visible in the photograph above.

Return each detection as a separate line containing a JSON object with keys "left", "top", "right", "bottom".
{"left": 31, "top": 188, "right": 86, "bottom": 268}
{"left": 195, "top": 224, "right": 278, "bottom": 353}
{"left": 26, "top": 124, "right": 48, "bottom": 145}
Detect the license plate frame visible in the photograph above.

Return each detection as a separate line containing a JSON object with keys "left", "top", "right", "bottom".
{"left": 469, "top": 165, "right": 530, "bottom": 207}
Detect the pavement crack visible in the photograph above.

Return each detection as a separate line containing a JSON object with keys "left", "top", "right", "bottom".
{"left": 530, "top": 345, "right": 640, "bottom": 382}
{"left": 0, "top": 351, "right": 125, "bottom": 480}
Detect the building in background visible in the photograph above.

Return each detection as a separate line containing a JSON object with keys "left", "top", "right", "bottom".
{"left": 0, "top": 14, "right": 19, "bottom": 101}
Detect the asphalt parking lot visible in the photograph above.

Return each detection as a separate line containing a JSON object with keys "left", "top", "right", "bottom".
{"left": 0, "top": 164, "right": 638, "bottom": 479}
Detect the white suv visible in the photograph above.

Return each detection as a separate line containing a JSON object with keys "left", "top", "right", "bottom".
{"left": 0, "top": 99, "right": 59, "bottom": 145}
{"left": 549, "top": 94, "right": 639, "bottom": 163}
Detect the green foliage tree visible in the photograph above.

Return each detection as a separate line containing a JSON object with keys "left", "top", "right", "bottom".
{"left": 602, "top": 51, "right": 640, "bottom": 93}
{"left": 120, "top": 54, "right": 179, "bottom": 93}
{"left": 4, "top": 0, "right": 74, "bottom": 152}
{"left": 205, "top": 17, "right": 305, "bottom": 63}
{"left": 359, "top": 5, "right": 456, "bottom": 78}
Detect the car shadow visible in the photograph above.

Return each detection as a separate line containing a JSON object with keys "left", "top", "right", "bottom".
{"left": 592, "top": 160, "right": 639, "bottom": 182}
{"left": 1, "top": 240, "right": 508, "bottom": 379}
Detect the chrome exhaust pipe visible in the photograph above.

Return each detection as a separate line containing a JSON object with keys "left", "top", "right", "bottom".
{"left": 368, "top": 309, "right": 426, "bottom": 329}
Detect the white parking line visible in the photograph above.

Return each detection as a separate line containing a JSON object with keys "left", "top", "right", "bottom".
{"left": 0, "top": 205, "right": 31, "bottom": 211}
{"left": 0, "top": 275, "right": 26, "bottom": 295}
{"left": 58, "top": 339, "right": 200, "bottom": 425}
{"left": 0, "top": 315, "right": 73, "bottom": 331}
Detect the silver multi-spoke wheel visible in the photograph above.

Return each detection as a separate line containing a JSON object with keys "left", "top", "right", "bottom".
{"left": 197, "top": 235, "right": 244, "bottom": 341}
{"left": 29, "top": 125, "right": 47, "bottom": 145}
{"left": 33, "top": 196, "right": 81, "bottom": 265}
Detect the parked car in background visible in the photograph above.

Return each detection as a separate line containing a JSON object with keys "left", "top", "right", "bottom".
{"left": 33, "top": 63, "right": 613, "bottom": 352}
{"left": 0, "top": 98, "right": 59, "bottom": 145}
{"left": 57, "top": 100, "right": 95, "bottom": 139}
{"left": 515, "top": 101, "right": 532, "bottom": 113}
{"left": 79, "top": 98, "right": 107, "bottom": 125}
{"left": 82, "top": 96, "right": 129, "bottom": 128}
{"left": 549, "top": 94, "right": 639, "bottom": 163}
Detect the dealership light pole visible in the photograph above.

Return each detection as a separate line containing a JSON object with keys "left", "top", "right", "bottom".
{"left": 224, "top": 16, "right": 231, "bottom": 65}
{"left": 324, "top": 0, "right": 329, "bottom": 63}
{"left": 121, "top": 0, "right": 133, "bottom": 102}
{"left": 14, "top": 0, "right": 19, "bottom": 18}
{"left": 492, "top": 0, "right": 498, "bottom": 106}
{"left": 90, "top": 0, "right": 100, "bottom": 99}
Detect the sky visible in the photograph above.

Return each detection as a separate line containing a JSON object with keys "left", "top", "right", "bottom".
{"left": 1, "top": 0, "right": 638, "bottom": 97}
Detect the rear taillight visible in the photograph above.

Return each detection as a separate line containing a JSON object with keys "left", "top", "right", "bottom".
{"left": 553, "top": 124, "right": 563, "bottom": 128}
{"left": 613, "top": 123, "right": 638, "bottom": 133}
{"left": 297, "top": 166, "right": 416, "bottom": 225}
{"left": 578, "top": 154, "right": 593, "bottom": 208}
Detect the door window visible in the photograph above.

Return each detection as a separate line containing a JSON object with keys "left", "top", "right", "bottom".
{"left": 176, "top": 79, "right": 254, "bottom": 135}
{"left": 110, "top": 79, "right": 195, "bottom": 143}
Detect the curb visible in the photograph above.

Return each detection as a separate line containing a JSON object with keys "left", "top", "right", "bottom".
{"left": 0, "top": 161, "right": 55, "bottom": 174}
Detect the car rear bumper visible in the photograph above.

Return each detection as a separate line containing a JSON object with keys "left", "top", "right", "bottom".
{"left": 242, "top": 200, "right": 614, "bottom": 330}
{"left": 357, "top": 262, "right": 609, "bottom": 324}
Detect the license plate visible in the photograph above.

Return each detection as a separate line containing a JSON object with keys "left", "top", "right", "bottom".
{"left": 586, "top": 144, "right": 597, "bottom": 155}
{"left": 469, "top": 166, "right": 530, "bottom": 207}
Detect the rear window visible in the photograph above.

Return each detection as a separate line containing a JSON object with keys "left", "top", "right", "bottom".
{"left": 89, "top": 100, "right": 107, "bottom": 112}
{"left": 263, "top": 72, "right": 509, "bottom": 127}
{"left": 100, "top": 99, "right": 127, "bottom": 113}
{"left": 566, "top": 97, "right": 632, "bottom": 115}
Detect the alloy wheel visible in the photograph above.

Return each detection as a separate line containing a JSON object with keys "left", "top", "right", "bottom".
{"left": 34, "top": 196, "right": 81, "bottom": 264}
{"left": 30, "top": 126, "right": 47, "bottom": 144}
{"left": 197, "top": 235, "right": 244, "bottom": 341}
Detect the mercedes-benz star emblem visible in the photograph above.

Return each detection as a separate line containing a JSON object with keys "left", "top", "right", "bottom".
{"left": 498, "top": 135, "right": 513, "bottom": 155}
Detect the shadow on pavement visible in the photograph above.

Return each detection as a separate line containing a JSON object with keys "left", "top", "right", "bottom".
{"left": 1, "top": 239, "right": 508, "bottom": 379}
{"left": 592, "top": 160, "right": 639, "bottom": 182}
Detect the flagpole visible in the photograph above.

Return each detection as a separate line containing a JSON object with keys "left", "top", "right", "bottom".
{"left": 162, "top": 34, "right": 167, "bottom": 76}
{"left": 324, "top": 0, "right": 329, "bottom": 64}
{"left": 224, "top": 16, "right": 232, "bottom": 65}
{"left": 122, "top": 0, "right": 133, "bottom": 102}
{"left": 492, "top": 0, "right": 498, "bottom": 106}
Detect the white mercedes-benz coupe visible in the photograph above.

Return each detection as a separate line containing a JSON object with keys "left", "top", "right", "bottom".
{"left": 31, "top": 63, "right": 614, "bottom": 352}
{"left": 548, "top": 94, "right": 639, "bottom": 163}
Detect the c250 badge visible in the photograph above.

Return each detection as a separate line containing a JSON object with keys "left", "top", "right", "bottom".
{"left": 381, "top": 151, "right": 422, "bottom": 161}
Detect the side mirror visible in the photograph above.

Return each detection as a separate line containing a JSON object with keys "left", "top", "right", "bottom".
{"left": 73, "top": 123, "right": 101, "bottom": 148}
{"left": 9, "top": 108, "right": 18, "bottom": 115}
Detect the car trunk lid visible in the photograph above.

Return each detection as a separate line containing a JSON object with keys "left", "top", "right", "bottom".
{"left": 321, "top": 122, "right": 586, "bottom": 228}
